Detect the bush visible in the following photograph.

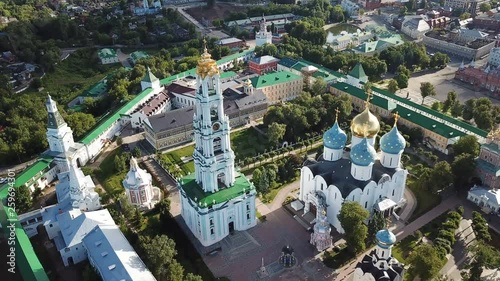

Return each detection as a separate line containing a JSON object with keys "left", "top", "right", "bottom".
{"left": 456, "top": 206, "right": 464, "bottom": 216}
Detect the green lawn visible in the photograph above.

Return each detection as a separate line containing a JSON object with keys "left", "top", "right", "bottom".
{"left": 407, "top": 177, "right": 441, "bottom": 222}
{"left": 322, "top": 246, "right": 355, "bottom": 269}
{"left": 230, "top": 127, "right": 270, "bottom": 159}
{"left": 94, "top": 149, "right": 126, "bottom": 199}
{"left": 392, "top": 235, "right": 419, "bottom": 263}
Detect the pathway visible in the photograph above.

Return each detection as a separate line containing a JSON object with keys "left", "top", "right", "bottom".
{"left": 335, "top": 194, "right": 460, "bottom": 280}
{"left": 440, "top": 218, "right": 475, "bottom": 280}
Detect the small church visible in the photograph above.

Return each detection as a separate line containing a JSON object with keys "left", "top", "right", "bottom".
{"left": 299, "top": 98, "right": 408, "bottom": 234}
{"left": 123, "top": 157, "right": 161, "bottom": 210}
{"left": 178, "top": 41, "right": 257, "bottom": 247}
{"left": 255, "top": 16, "right": 273, "bottom": 47}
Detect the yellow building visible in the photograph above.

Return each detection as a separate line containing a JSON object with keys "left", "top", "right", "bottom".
{"left": 250, "top": 71, "right": 303, "bottom": 104}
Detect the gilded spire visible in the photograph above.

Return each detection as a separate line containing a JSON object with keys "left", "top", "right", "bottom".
{"left": 196, "top": 38, "right": 220, "bottom": 79}
{"left": 364, "top": 91, "right": 372, "bottom": 109}
{"left": 202, "top": 37, "right": 208, "bottom": 54}
{"left": 393, "top": 111, "right": 400, "bottom": 127}
{"left": 335, "top": 107, "right": 340, "bottom": 123}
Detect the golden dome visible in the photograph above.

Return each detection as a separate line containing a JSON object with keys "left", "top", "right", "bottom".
{"left": 351, "top": 106, "right": 380, "bottom": 138}
{"left": 196, "top": 40, "right": 220, "bottom": 79}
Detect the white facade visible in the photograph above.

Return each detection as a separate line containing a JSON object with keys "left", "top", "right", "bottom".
{"left": 467, "top": 185, "right": 500, "bottom": 213}
{"left": 67, "top": 161, "right": 101, "bottom": 212}
{"left": 488, "top": 47, "right": 500, "bottom": 68}
{"left": 255, "top": 17, "right": 272, "bottom": 47}
{"left": 401, "top": 18, "right": 431, "bottom": 40}
{"left": 179, "top": 46, "right": 257, "bottom": 247}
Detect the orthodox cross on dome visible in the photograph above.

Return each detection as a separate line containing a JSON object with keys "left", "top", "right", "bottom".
{"left": 335, "top": 107, "right": 340, "bottom": 122}
{"left": 202, "top": 37, "right": 208, "bottom": 53}
{"left": 364, "top": 91, "right": 373, "bottom": 109}
{"left": 393, "top": 111, "right": 400, "bottom": 127}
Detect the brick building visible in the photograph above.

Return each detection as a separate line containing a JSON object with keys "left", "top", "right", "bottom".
{"left": 248, "top": 55, "right": 279, "bottom": 75}
{"left": 454, "top": 65, "right": 500, "bottom": 99}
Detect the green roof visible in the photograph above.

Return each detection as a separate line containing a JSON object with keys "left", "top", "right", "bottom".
{"left": 332, "top": 82, "right": 488, "bottom": 139}
{"left": 179, "top": 172, "right": 254, "bottom": 207}
{"left": 80, "top": 88, "right": 153, "bottom": 145}
{"left": 297, "top": 59, "right": 344, "bottom": 80}
{"left": 349, "top": 63, "right": 368, "bottom": 81}
{"left": 130, "top": 51, "right": 149, "bottom": 62}
{"left": 476, "top": 159, "right": 500, "bottom": 176}
{"left": 143, "top": 68, "right": 159, "bottom": 83}
{"left": 482, "top": 142, "right": 499, "bottom": 154}
{"left": 84, "top": 80, "right": 107, "bottom": 97}
{"left": 372, "top": 87, "right": 488, "bottom": 138}
{"left": 217, "top": 48, "right": 255, "bottom": 64}
{"left": 5, "top": 156, "right": 54, "bottom": 189}
{"left": 98, "top": 48, "right": 117, "bottom": 59}
{"left": 332, "top": 82, "right": 396, "bottom": 111}
{"left": 250, "top": 71, "right": 302, "bottom": 88}
{"left": 220, "top": 71, "right": 237, "bottom": 79}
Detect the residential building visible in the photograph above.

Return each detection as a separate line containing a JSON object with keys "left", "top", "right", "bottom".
{"left": 488, "top": 47, "right": 500, "bottom": 67}
{"left": 98, "top": 48, "right": 119, "bottom": 64}
{"left": 123, "top": 157, "right": 161, "bottom": 209}
{"left": 473, "top": 13, "right": 500, "bottom": 31}
{"left": 217, "top": 37, "right": 244, "bottom": 49}
{"left": 444, "top": 0, "right": 488, "bottom": 16}
{"left": 255, "top": 16, "right": 273, "bottom": 47}
{"left": 476, "top": 128, "right": 500, "bottom": 188}
{"left": 467, "top": 186, "right": 500, "bottom": 213}
{"left": 327, "top": 30, "right": 374, "bottom": 52}
{"left": 249, "top": 71, "right": 303, "bottom": 104}
{"left": 423, "top": 30, "right": 495, "bottom": 60}
{"left": 401, "top": 17, "right": 431, "bottom": 39}
{"left": 178, "top": 45, "right": 257, "bottom": 247}
{"left": 129, "top": 51, "right": 149, "bottom": 65}
{"left": 341, "top": 0, "right": 360, "bottom": 17}
{"left": 299, "top": 99, "right": 408, "bottom": 233}
{"left": 455, "top": 64, "right": 500, "bottom": 98}
{"left": 248, "top": 55, "right": 279, "bottom": 75}
{"left": 353, "top": 229, "right": 405, "bottom": 281}
{"left": 128, "top": 91, "right": 171, "bottom": 129}
{"left": 427, "top": 16, "right": 451, "bottom": 29}
{"left": 352, "top": 34, "right": 404, "bottom": 56}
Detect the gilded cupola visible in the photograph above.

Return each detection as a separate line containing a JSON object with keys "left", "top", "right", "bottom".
{"left": 196, "top": 39, "right": 220, "bottom": 79}
{"left": 351, "top": 92, "right": 380, "bottom": 138}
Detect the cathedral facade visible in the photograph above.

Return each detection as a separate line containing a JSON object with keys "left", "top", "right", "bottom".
{"left": 299, "top": 102, "right": 408, "bottom": 234}
{"left": 178, "top": 43, "right": 257, "bottom": 247}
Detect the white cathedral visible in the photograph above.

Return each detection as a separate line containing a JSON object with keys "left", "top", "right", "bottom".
{"left": 178, "top": 42, "right": 257, "bottom": 247}
{"left": 299, "top": 101, "right": 408, "bottom": 234}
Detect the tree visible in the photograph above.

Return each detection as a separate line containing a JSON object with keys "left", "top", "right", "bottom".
{"left": 473, "top": 105, "right": 495, "bottom": 130}
{"left": 132, "top": 146, "right": 142, "bottom": 158}
{"left": 134, "top": 207, "right": 144, "bottom": 228}
{"left": 268, "top": 122, "right": 287, "bottom": 146}
{"left": 419, "top": 82, "right": 436, "bottom": 104}
{"left": 15, "top": 185, "right": 32, "bottom": 213}
{"left": 480, "top": 2, "right": 491, "bottom": 13}
{"left": 387, "top": 79, "right": 399, "bottom": 93}
{"left": 184, "top": 273, "right": 203, "bottom": 281}
{"left": 157, "top": 198, "right": 171, "bottom": 222}
{"left": 430, "top": 52, "right": 450, "bottom": 68}
{"left": 399, "top": 6, "right": 408, "bottom": 16}
{"left": 338, "top": 201, "right": 369, "bottom": 254}
{"left": 407, "top": 244, "right": 444, "bottom": 281}
{"left": 114, "top": 154, "right": 127, "bottom": 172}
{"left": 395, "top": 73, "right": 408, "bottom": 89}
{"left": 453, "top": 135, "right": 479, "bottom": 158}
{"left": 363, "top": 81, "right": 373, "bottom": 95}
{"left": 311, "top": 77, "right": 327, "bottom": 95}
{"left": 428, "top": 161, "right": 453, "bottom": 193}
{"left": 451, "top": 102, "right": 463, "bottom": 118}
{"left": 459, "top": 12, "right": 471, "bottom": 20}
{"left": 451, "top": 153, "right": 476, "bottom": 189}
{"left": 140, "top": 235, "right": 177, "bottom": 280}
{"left": 331, "top": 5, "right": 344, "bottom": 22}
{"left": 119, "top": 193, "right": 134, "bottom": 219}
{"left": 66, "top": 112, "right": 97, "bottom": 139}
{"left": 166, "top": 260, "right": 184, "bottom": 281}
{"left": 462, "top": 242, "right": 500, "bottom": 281}
{"left": 443, "top": 91, "right": 458, "bottom": 113}
{"left": 367, "top": 212, "right": 386, "bottom": 245}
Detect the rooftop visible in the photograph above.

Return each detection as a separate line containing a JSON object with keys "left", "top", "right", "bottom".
{"left": 82, "top": 225, "right": 157, "bottom": 281}
{"left": 130, "top": 51, "right": 149, "bottom": 62}
{"left": 179, "top": 172, "right": 254, "bottom": 208}
{"left": 98, "top": 48, "right": 117, "bottom": 59}
{"left": 250, "top": 71, "right": 302, "bottom": 88}
{"left": 250, "top": 55, "right": 279, "bottom": 65}
{"left": 425, "top": 30, "right": 494, "bottom": 49}
{"left": 58, "top": 209, "right": 115, "bottom": 248}
{"left": 218, "top": 37, "right": 243, "bottom": 45}
{"left": 84, "top": 80, "right": 107, "bottom": 97}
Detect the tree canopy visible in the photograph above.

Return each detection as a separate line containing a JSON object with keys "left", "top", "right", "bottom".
{"left": 407, "top": 244, "right": 445, "bottom": 281}
{"left": 419, "top": 82, "right": 436, "bottom": 104}
{"left": 338, "top": 201, "right": 369, "bottom": 254}
{"left": 452, "top": 135, "right": 479, "bottom": 158}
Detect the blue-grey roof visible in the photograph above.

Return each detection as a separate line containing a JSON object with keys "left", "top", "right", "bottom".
{"left": 250, "top": 55, "right": 279, "bottom": 65}
{"left": 323, "top": 121, "right": 347, "bottom": 150}
{"left": 278, "top": 57, "right": 298, "bottom": 68}
{"left": 57, "top": 209, "right": 115, "bottom": 248}
{"left": 380, "top": 126, "right": 406, "bottom": 154}
{"left": 376, "top": 229, "right": 396, "bottom": 248}
{"left": 82, "top": 225, "right": 157, "bottom": 281}
{"left": 350, "top": 138, "right": 376, "bottom": 166}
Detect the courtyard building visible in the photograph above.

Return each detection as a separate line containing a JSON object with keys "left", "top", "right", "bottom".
{"left": 249, "top": 71, "right": 303, "bottom": 104}
{"left": 423, "top": 30, "right": 495, "bottom": 60}
{"left": 248, "top": 55, "right": 279, "bottom": 75}
{"left": 178, "top": 43, "right": 257, "bottom": 247}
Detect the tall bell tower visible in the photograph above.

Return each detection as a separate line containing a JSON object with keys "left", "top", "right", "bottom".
{"left": 46, "top": 95, "right": 75, "bottom": 155}
{"left": 192, "top": 40, "right": 236, "bottom": 193}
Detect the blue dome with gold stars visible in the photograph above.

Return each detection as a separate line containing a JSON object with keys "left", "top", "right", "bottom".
{"left": 323, "top": 121, "right": 347, "bottom": 150}
{"left": 350, "top": 138, "right": 376, "bottom": 166}
{"left": 380, "top": 126, "right": 406, "bottom": 154}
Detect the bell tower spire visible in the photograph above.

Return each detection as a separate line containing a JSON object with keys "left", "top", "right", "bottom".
{"left": 192, "top": 43, "right": 235, "bottom": 192}
{"left": 46, "top": 95, "right": 75, "bottom": 155}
